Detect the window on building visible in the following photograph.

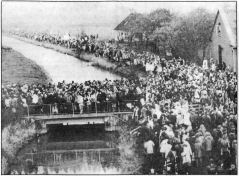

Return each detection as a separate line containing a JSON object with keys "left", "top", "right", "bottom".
{"left": 217, "top": 23, "right": 221, "bottom": 37}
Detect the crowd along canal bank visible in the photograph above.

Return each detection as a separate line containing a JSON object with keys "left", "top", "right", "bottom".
{"left": 5, "top": 34, "right": 147, "bottom": 79}
{"left": 2, "top": 37, "right": 143, "bottom": 174}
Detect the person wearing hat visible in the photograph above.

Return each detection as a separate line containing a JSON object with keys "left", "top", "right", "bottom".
{"left": 227, "top": 163, "right": 237, "bottom": 175}
{"left": 215, "top": 159, "right": 225, "bottom": 174}
{"left": 218, "top": 133, "right": 231, "bottom": 169}
{"left": 167, "top": 110, "right": 177, "bottom": 125}
{"left": 159, "top": 136, "right": 171, "bottom": 171}
{"left": 194, "top": 135, "right": 203, "bottom": 168}
{"left": 181, "top": 139, "right": 192, "bottom": 174}
{"left": 206, "top": 158, "right": 217, "bottom": 174}
{"left": 203, "top": 132, "right": 214, "bottom": 165}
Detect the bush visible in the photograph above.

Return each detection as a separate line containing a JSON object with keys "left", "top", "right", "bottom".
{"left": 117, "top": 120, "right": 144, "bottom": 174}
{"left": 1, "top": 120, "right": 36, "bottom": 172}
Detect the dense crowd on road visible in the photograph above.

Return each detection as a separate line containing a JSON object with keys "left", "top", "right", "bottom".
{"left": 134, "top": 61, "right": 237, "bottom": 174}
{"left": 2, "top": 30, "right": 238, "bottom": 175}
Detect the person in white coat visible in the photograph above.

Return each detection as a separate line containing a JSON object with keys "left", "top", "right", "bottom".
{"left": 202, "top": 59, "right": 208, "bottom": 70}
{"left": 181, "top": 140, "right": 192, "bottom": 174}
{"left": 76, "top": 93, "right": 84, "bottom": 114}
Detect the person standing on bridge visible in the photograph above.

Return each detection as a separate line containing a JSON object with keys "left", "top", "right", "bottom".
{"left": 76, "top": 93, "right": 84, "bottom": 114}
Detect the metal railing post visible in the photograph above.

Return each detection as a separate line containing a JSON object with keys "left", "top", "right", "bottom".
{"left": 107, "top": 101, "right": 109, "bottom": 112}
{"left": 75, "top": 150, "right": 78, "bottom": 160}
{"left": 114, "top": 116, "right": 116, "bottom": 131}
{"left": 98, "top": 151, "right": 101, "bottom": 162}
{"left": 27, "top": 106, "right": 30, "bottom": 117}
{"left": 95, "top": 102, "right": 97, "bottom": 114}
{"left": 49, "top": 104, "right": 52, "bottom": 116}
{"left": 117, "top": 101, "right": 120, "bottom": 112}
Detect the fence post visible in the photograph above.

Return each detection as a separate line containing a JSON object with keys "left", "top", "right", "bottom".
{"left": 117, "top": 101, "right": 120, "bottom": 112}
{"left": 53, "top": 152, "right": 56, "bottom": 164}
{"left": 75, "top": 150, "right": 78, "bottom": 160}
{"left": 72, "top": 103, "right": 75, "bottom": 117}
{"left": 98, "top": 151, "right": 101, "bottom": 162}
{"left": 31, "top": 153, "right": 34, "bottom": 163}
{"left": 114, "top": 116, "right": 116, "bottom": 131}
{"left": 107, "top": 101, "right": 111, "bottom": 112}
{"left": 49, "top": 104, "right": 52, "bottom": 116}
{"left": 107, "top": 101, "right": 109, "bottom": 112}
{"left": 95, "top": 102, "right": 97, "bottom": 114}
{"left": 27, "top": 106, "right": 30, "bottom": 117}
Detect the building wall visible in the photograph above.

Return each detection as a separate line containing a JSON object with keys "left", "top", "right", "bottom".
{"left": 116, "top": 30, "right": 129, "bottom": 41}
{"left": 232, "top": 48, "right": 238, "bottom": 72}
{"left": 208, "top": 12, "right": 237, "bottom": 71}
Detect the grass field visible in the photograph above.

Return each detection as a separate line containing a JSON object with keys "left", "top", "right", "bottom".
{"left": 2, "top": 46, "right": 51, "bottom": 86}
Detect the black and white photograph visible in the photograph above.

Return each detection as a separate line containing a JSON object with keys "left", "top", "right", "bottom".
{"left": 1, "top": 1, "right": 237, "bottom": 174}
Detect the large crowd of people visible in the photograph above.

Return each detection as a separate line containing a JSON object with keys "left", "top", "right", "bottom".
{"left": 134, "top": 60, "right": 237, "bottom": 174}
{"left": 3, "top": 30, "right": 238, "bottom": 175}
{"left": 2, "top": 78, "right": 139, "bottom": 117}
{"left": 8, "top": 30, "right": 173, "bottom": 71}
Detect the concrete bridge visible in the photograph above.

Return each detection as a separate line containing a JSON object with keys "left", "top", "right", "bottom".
{"left": 32, "top": 112, "right": 132, "bottom": 131}
{"left": 22, "top": 101, "right": 136, "bottom": 131}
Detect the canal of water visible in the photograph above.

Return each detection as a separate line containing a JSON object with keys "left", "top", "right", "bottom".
{"left": 2, "top": 37, "right": 125, "bottom": 174}
{"left": 10, "top": 125, "right": 121, "bottom": 174}
{"left": 2, "top": 36, "right": 120, "bottom": 83}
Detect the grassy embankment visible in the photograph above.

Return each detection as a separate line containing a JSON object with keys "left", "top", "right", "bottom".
{"left": 2, "top": 46, "right": 51, "bottom": 85}
{"left": 10, "top": 35, "right": 147, "bottom": 79}
{"left": 1, "top": 46, "right": 51, "bottom": 174}
{"left": 116, "top": 117, "right": 144, "bottom": 174}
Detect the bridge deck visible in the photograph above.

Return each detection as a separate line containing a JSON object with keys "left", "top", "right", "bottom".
{"left": 24, "top": 111, "right": 133, "bottom": 120}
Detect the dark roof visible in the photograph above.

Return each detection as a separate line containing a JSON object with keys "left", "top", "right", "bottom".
{"left": 114, "top": 13, "right": 146, "bottom": 32}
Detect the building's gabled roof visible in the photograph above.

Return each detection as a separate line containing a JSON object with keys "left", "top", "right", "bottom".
{"left": 210, "top": 6, "right": 237, "bottom": 47}
{"left": 114, "top": 13, "right": 146, "bottom": 32}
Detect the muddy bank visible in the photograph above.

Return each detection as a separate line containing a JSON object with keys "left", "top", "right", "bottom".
{"left": 8, "top": 35, "right": 146, "bottom": 79}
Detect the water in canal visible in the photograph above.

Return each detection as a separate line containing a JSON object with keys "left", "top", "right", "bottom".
{"left": 2, "top": 36, "right": 120, "bottom": 83}
{"left": 10, "top": 125, "right": 121, "bottom": 174}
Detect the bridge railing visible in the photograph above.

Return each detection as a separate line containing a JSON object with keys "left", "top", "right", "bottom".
{"left": 25, "top": 100, "right": 138, "bottom": 117}
{"left": 26, "top": 148, "right": 118, "bottom": 166}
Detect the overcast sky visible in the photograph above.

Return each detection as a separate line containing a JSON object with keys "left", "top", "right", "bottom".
{"left": 2, "top": 1, "right": 236, "bottom": 30}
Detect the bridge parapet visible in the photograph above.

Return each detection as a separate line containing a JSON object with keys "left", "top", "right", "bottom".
{"left": 22, "top": 100, "right": 138, "bottom": 118}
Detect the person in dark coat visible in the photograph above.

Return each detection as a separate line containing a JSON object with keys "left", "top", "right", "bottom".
{"left": 167, "top": 111, "right": 177, "bottom": 125}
